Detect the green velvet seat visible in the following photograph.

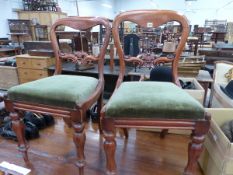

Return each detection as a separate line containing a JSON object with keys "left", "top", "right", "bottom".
{"left": 106, "top": 81, "right": 204, "bottom": 119}
{"left": 8, "top": 75, "right": 98, "bottom": 109}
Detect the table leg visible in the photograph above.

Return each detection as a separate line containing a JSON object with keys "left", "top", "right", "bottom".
{"left": 199, "top": 82, "right": 209, "bottom": 107}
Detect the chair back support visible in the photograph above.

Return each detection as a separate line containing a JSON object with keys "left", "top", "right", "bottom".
{"left": 50, "top": 17, "right": 111, "bottom": 79}
{"left": 112, "top": 10, "right": 189, "bottom": 87}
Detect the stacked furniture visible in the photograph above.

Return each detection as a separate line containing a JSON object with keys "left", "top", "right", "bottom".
{"left": 16, "top": 10, "right": 67, "bottom": 41}
{"left": 209, "top": 61, "right": 233, "bottom": 107}
{"left": 0, "top": 57, "right": 19, "bottom": 90}
{"left": 16, "top": 54, "right": 55, "bottom": 84}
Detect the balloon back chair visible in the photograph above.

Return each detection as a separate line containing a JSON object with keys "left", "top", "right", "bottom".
{"left": 4, "top": 17, "right": 111, "bottom": 175}
{"left": 101, "top": 10, "right": 211, "bottom": 175}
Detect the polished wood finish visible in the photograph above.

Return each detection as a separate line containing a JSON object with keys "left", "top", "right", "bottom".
{"left": 0, "top": 119, "right": 204, "bottom": 175}
{"left": 102, "top": 10, "right": 210, "bottom": 175}
{"left": 4, "top": 17, "right": 111, "bottom": 174}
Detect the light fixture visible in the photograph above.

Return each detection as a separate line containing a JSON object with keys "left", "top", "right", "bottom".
{"left": 101, "top": 3, "right": 112, "bottom": 9}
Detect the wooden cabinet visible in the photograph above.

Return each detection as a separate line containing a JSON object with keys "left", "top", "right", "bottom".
{"left": 16, "top": 10, "right": 67, "bottom": 40}
{"left": 16, "top": 54, "right": 55, "bottom": 84}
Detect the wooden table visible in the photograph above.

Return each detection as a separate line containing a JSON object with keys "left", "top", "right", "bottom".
{"left": 196, "top": 70, "right": 213, "bottom": 106}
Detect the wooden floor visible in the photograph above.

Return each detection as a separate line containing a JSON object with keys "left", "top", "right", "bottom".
{"left": 0, "top": 119, "right": 203, "bottom": 175}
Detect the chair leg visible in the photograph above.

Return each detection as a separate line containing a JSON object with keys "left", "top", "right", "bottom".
{"left": 183, "top": 133, "right": 204, "bottom": 175}
{"left": 103, "top": 118, "right": 116, "bottom": 175}
{"left": 10, "top": 112, "right": 29, "bottom": 163}
{"left": 97, "top": 93, "right": 103, "bottom": 134}
{"left": 184, "top": 115, "right": 211, "bottom": 175}
{"left": 63, "top": 117, "right": 72, "bottom": 128}
{"left": 122, "top": 128, "right": 128, "bottom": 138}
{"left": 160, "top": 129, "right": 169, "bottom": 138}
{"left": 73, "top": 122, "right": 86, "bottom": 175}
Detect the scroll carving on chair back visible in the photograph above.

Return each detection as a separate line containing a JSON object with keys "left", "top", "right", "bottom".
{"left": 112, "top": 10, "right": 189, "bottom": 87}
{"left": 50, "top": 17, "right": 111, "bottom": 77}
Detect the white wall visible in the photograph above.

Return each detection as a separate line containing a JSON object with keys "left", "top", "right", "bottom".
{"left": 114, "top": 0, "right": 233, "bottom": 26}
{"left": 1, "top": 0, "right": 233, "bottom": 37}
{"left": 58, "top": 0, "right": 114, "bottom": 18}
{"left": 0, "top": 0, "right": 22, "bottom": 38}
{"left": 0, "top": 0, "right": 114, "bottom": 38}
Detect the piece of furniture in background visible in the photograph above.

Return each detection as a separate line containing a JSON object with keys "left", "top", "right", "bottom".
{"left": 193, "top": 32, "right": 204, "bottom": 47}
{"left": 225, "top": 22, "right": 233, "bottom": 43}
{"left": 31, "top": 25, "right": 48, "bottom": 41}
{"left": 4, "top": 17, "right": 111, "bottom": 175}
{"left": 198, "top": 47, "right": 233, "bottom": 65}
{"left": 209, "top": 61, "right": 233, "bottom": 107}
{"left": 211, "top": 32, "right": 226, "bottom": 43}
{"left": 196, "top": 70, "right": 213, "bottom": 106}
{"left": 166, "top": 55, "right": 206, "bottom": 77}
{"left": 55, "top": 31, "right": 90, "bottom": 53}
{"left": 8, "top": 19, "right": 31, "bottom": 35}
{"left": 0, "top": 48, "right": 21, "bottom": 57}
{"left": 16, "top": 54, "right": 55, "bottom": 84}
{"left": 185, "top": 36, "right": 199, "bottom": 55}
{"left": 23, "top": 0, "right": 57, "bottom": 11}
{"left": 23, "top": 41, "right": 71, "bottom": 55}
{"left": 199, "top": 108, "right": 233, "bottom": 175}
{"left": 102, "top": 10, "right": 210, "bottom": 175}
{"left": 0, "top": 38, "right": 11, "bottom": 45}
{"left": 0, "top": 66, "right": 19, "bottom": 90}
{"left": 16, "top": 10, "right": 67, "bottom": 40}
{"left": 8, "top": 19, "right": 32, "bottom": 45}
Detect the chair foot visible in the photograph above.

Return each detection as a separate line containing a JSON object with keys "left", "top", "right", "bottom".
{"left": 63, "top": 117, "right": 72, "bottom": 128}
{"left": 184, "top": 114, "right": 211, "bottom": 175}
{"left": 78, "top": 167, "right": 84, "bottom": 175}
{"left": 106, "top": 170, "right": 117, "bottom": 175}
{"left": 10, "top": 112, "right": 29, "bottom": 163}
{"left": 72, "top": 122, "right": 86, "bottom": 172}
{"left": 160, "top": 129, "right": 168, "bottom": 138}
{"left": 103, "top": 118, "right": 116, "bottom": 174}
{"left": 123, "top": 128, "right": 128, "bottom": 138}
{"left": 184, "top": 134, "right": 205, "bottom": 175}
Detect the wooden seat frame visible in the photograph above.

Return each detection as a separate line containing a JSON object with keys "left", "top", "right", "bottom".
{"left": 4, "top": 17, "right": 111, "bottom": 175}
{"left": 101, "top": 10, "right": 210, "bottom": 175}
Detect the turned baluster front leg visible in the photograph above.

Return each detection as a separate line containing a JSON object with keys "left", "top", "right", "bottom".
{"left": 184, "top": 114, "right": 211, "bottom": 175}
{"left": 73, "top": 122, "right": 86, "bottom": 175}
{"left": 103, "top": 118, "right": 116, "bottom": 175}
{"left": 10, "top": 112, "right": 29, "bottom": 163}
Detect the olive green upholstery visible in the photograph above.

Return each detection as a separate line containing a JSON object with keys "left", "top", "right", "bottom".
{"left": 106, "top": 82, "right": 204, "bottom": 119}
{"left": 8, "top": 75, "right": 98, "bottom": 109}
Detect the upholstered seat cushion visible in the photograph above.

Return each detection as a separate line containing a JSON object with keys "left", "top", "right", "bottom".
{"left": 8, "top": 75, "right": 98, "bottom": 109}
{"left": 106, "top": 82, "right": 204, "bottom": 119}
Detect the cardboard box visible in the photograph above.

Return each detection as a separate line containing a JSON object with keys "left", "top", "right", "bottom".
{"left": 0, "top": 66, "right": 19, "bottom": 89}
{"left": 180, "top": 77, "right": 205, "bottom": 105}
{"left": 199, "top": 108, "right": 233, "bottom": 175}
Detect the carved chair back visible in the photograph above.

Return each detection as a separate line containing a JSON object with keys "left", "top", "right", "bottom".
{"left": 50, "top": 17, "right": 111, "bottom": 80}
{"left": 112, "top": 10, "right": 189, "bottom": 87}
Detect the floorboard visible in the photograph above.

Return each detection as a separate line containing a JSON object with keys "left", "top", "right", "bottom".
{"left": 0, "top": 119, "right": 203, "bottom": 175}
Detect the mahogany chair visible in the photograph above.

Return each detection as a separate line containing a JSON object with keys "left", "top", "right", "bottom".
{"left": 4, "top": 17, "right": 111, "bottom": 175}
{"left": 101, "top": 10, "right": 210, "bottom": 175}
